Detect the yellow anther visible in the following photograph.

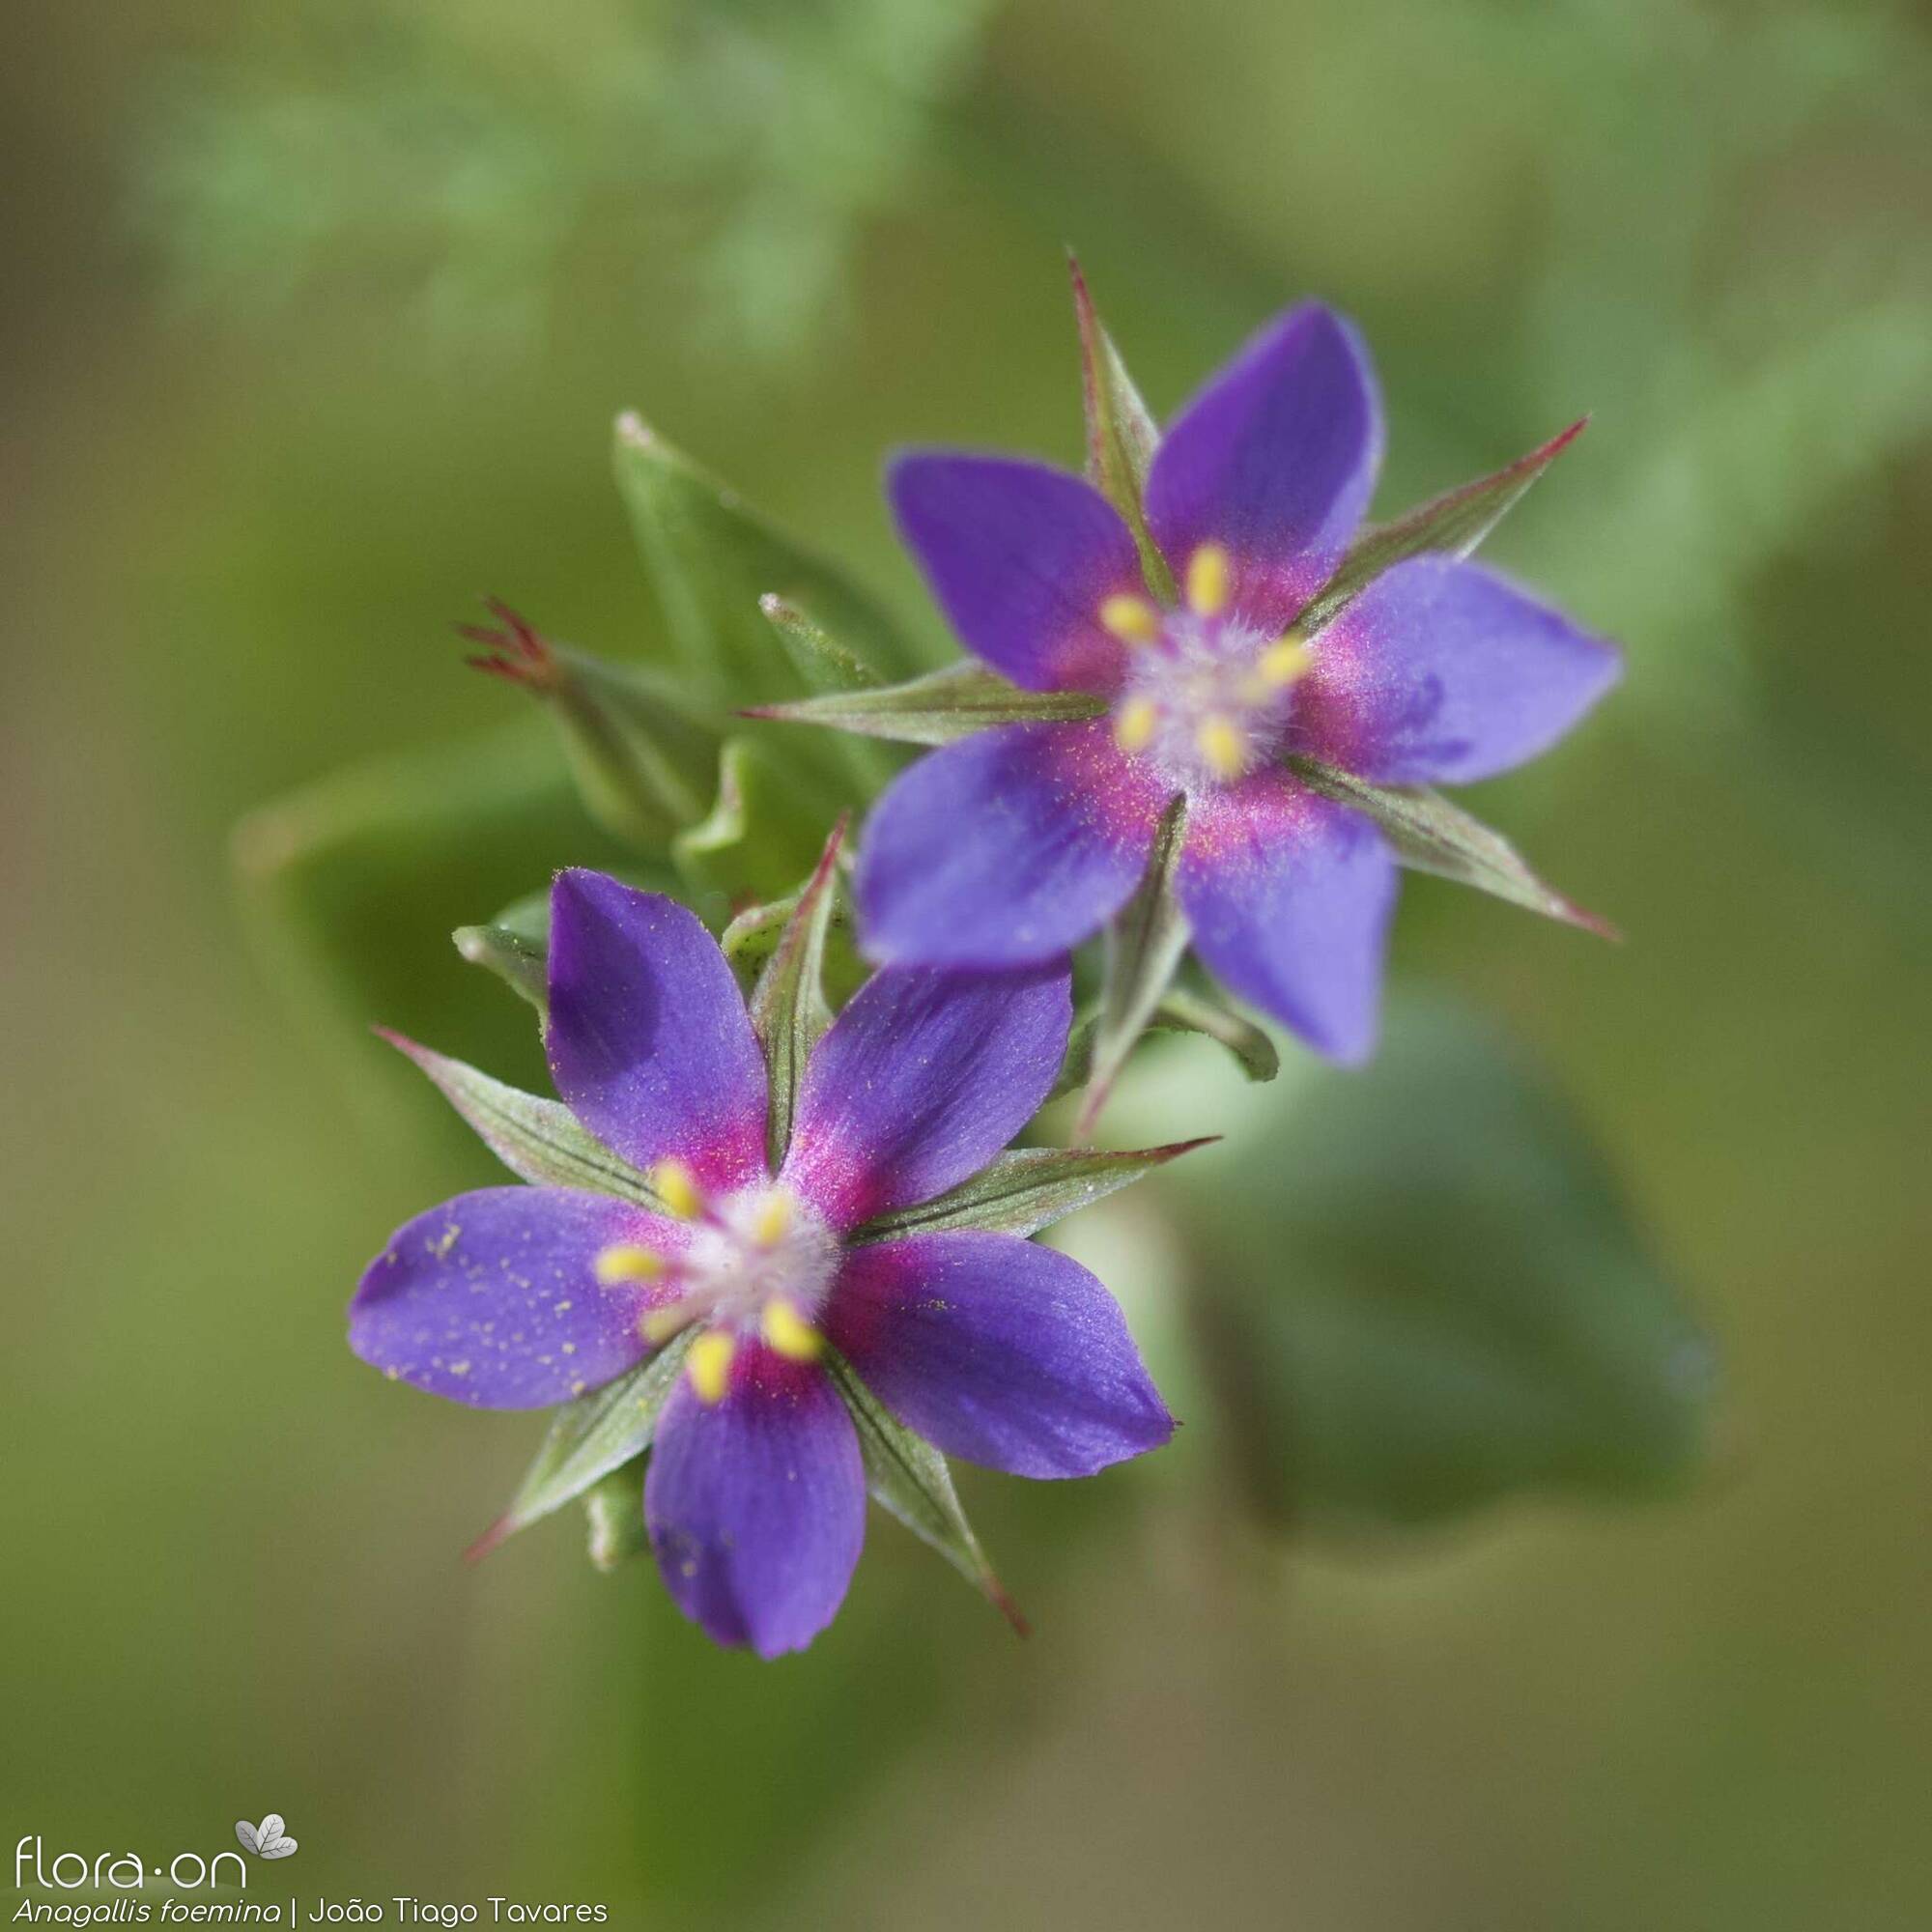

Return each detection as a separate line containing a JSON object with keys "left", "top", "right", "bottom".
{"left": 750, "top": 1191, "right": 792, "bottom": 1247}
{"left": 1185, "top": 543, "right": 1232, "bottom": 617}
{"left": 1255, "top": 636, "right": 1314, "bottom": 688}
{"left": 1197, "top": 716, "right": 1247, "bottom": 781}
{"left": 760, "top": 1298, "right": 823, "bottom": 1362}
{"left": 687, "top": 1330, "right": 736, "bottom": 1405}
{"left": 1113, "top": 696, "right": 1159, "bottom": 754}
{"left": 1098, "top": 593, "right": 1160, "bottom": 644}
{"left": 594, "top": 1242, "right": 666, "bottom": 1287}
{"left": 640, "top": 1302, "right": 694, "bottom": 1346}
{"left": 650, "top": 1159, "right": 703, "bottom": 1220}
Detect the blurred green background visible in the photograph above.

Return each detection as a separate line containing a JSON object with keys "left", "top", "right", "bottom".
{"left": 5, "top": 0, "right": 1928, "bottom": 1924}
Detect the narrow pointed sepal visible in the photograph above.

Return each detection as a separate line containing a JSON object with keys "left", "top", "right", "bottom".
{"left": 821, "top": 1347, "right": 1024, "bottom": 1634}
{"left": 1298, "top": 418, "right": 1588, "bottom": 637}
{"left": 453, "top": 918, "right": 549, "bottom": 1011}
{"left": 746, "top": 662, "right": 1105, "bottom": 746}
{"left": 1289, "top": 757, "right": 1617, "bottom": 938}
{"left": 1076, "top": 796, "right": 1191, "bottom": 1141}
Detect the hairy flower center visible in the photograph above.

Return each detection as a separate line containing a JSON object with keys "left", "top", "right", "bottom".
{"left": 594, "top": 1171, "right": 839, "bottom": 1404}
{"left": 1098, "top": 544, "right": 1312, "bottom": 791}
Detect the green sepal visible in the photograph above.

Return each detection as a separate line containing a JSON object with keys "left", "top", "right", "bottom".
{"left": 1056, "top": 983, "right": 1280, "bottom": 1099}
{"left": 821, "top": 1346, "right": 1024, "bottom": 1634}
{"left": 747, "top": 661, "right": 1104, "bottom": 746}
{"left": 850, "top": 1139, "right": 1214, "bottom": 1244}
{"left": 746, "top": 820, "right": 846, "bottom": 1169}
{"left": 1173, "top": 995, "right": 1713, "bottom": 1530}
{"left": 452, "top": 920, "right": 548, "bottom": 1011}
{"left": 1298, "top": 419, "right": 1588, "bottom": 637}
{"left": 1290, "top": 757, "right": 1616, "bottom": 936}
{"left": 378, "top": 1031, "right": 666, "bottom": 1208}
{"left": 582, "top": 1466, "right": 651, "bottom": 1573}
{"left": 468, "top": 1331, "right": 697, "bottom": 1562}
{"left": 1075, "top": 795, "right": 1191, "bottom": 1140}
{"left": 1068, "top": 255, "right": 1173, "bottom": 601}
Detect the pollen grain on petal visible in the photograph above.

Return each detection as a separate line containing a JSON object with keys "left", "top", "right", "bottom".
{"left": 1099, "top": 593, "right": 1160, "bottom": 644}
{"left": 687, "top": 1330, "right": 736, "bottom": 1404}
{"left": 1185, "top": 543, "right": 1231, "bottom": 618}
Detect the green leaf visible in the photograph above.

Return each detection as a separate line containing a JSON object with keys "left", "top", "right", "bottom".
{"left": 452, "top": 920, "right": 548, "bottom": 1011}
{"left": 611, "top": 412, "right": 916, "bottom": 698}
{"left": 670, "top": 736, "right": 846, "bottom": 909}
{"left": 821, "top": 1347, "right": 1023, "bottom": 1633}
{"left": 747, "top": 821, "right": 845, "bottom": 1169}
{"left": 1154, "top": 984, "right": 1279, "bottom": 1083}
{"left": 1068, "top": 254, "right": 1173, "bottom": 601}
{"left": 758, "top": 594, "right": 884, "bottom": 695}
{"left": 380, "top": 1032, "right": 666, "bottom": 1208}
{"left": 469, "top": 1332, "right": 696, "bottom": 1561}
{"left": 582, "top": 1466, "right": 651, "bottom": 1573}
{"left": 1076, "top": 796, "right": 1191, "bottom": 1140}
{"left": 748, "top": 661, "right": 1104, "bottom": 745}
{"left": 1172, "top": 994, "right": 1713, "bottom": 1530}
{"left": 1298, "top": 419, "right": 1588, "bottom": 637}
{"left": 851, "top": 1140, "right": 1213, "bottom": 1243}
{"left": 1290, "top": 757, "right": 1615, "bottom": 936}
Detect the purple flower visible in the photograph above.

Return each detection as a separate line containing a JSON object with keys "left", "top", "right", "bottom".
{"left": 351, "top": 868, "right": 1176, "bottom": 1657}
{"left": 858, "top": 303, "right": 1620, "bottom": 1063}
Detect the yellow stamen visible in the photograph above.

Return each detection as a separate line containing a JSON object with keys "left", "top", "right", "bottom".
{"left": 1185, "top": 543, "right": 1231, "bottom": 617}
{"left": 1113, "top": 696, "right": 1159, "bottom": 753}
{"left": 1197, "top": 715, "right": 1247, "bottom": 781}
{"left": 594, "top": 1242, "right": 666, "bottom": 1287}
{"left": 640, "top": 1302, "right": 693, "bottom": 1346}
{"left": 1255, "top": 635, "right": 1314, "bottom": 688}
{"left": 760, "top": 1298, "right": 823, "bottom": 1362}
{"left": 1098, "top": 593, "right": 1160, "bottom": 644}
{"left": 750, "top": 1191, "right": 792, "bottom": 1247}
{"left": 687, "top": 1330, "right": 736, "bottom": 1405}
{"left": 650, "top": 1159, "right": 702, "bottom": 1220}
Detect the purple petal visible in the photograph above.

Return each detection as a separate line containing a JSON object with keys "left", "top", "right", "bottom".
{"left": 350, "top": 1188, "right": 685, "bottom": 1409}
{"left": 546, "top": 870, "right": 768, "bottom": 1191}
{"left": 889, "top": 453, "right": 1145, "bottom": 695}
{"left": 781, "top": 963, "right": 1070, "bottom": 1230}
{"left": 825, "top": 1233, "right": 1174, "bottom": 1478}
{"left": 1291, "top": 555, "right": 1621, "bottom": 784}
{"left": 644, "top": 1348, "right": 865, "bottom": 1657}
{"left": 857, "top": 722, "right": 1167, "bottom": 970}
{"left": 1178, "top": 772, "right": 1397, "bottom": 1064}
{"left": 1145, "top": 304, "right": 1382, "bottom": 633}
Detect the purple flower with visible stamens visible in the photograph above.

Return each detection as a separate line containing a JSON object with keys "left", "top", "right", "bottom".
{"left": 350, "top": 868, "right": 1175, "bottom": 1657}
{"left": 858, "top": 303, "right": 1620, "bottom": 1062}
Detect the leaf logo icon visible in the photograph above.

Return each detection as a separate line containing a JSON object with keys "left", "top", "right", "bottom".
{"left": 236, "top": 1815, "right": 298, "bottom": 1860}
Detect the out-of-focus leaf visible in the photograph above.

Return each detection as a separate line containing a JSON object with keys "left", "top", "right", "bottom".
{"left": 748, "top": 661, "right": 1103, "bottom": 745}
{"left": 1069, "top": 254, "right": 1173, "bottom": 601}
{"left": 468, "top": 1333, "right": 696, "bottom": 1562}
{"left": 852, "top": 1140, "right": 1213, "bottom": 1244}
{"left": 1154, "top": 984, "right": 1280, "bottom": 1083}
{"left": 583, "top": 1465, "right": 650, "bottom": 1573}
{"left": 821, "top": 1348, "right": 1022, "bottom": 1633}
{"left": 452, "top": 921, "right": 548, "bottom": 1011}
{"left": 1291, "top": 758, "right": 1615, "bottom": 936}
{"left": 747, "top": 822, "right": 845, "bottom": 1168}
{"left": 1077, "top": 798, "right": 1191, "bottom": 1139}
{"left": 1298, "top": 419, "right": 1587, "bottom": 636}
{"left": 756, "top": 595, "right": 901, "bottom": 793}
{"left": 1174, "top": 995, "right": 1714, "bottom": 1530}
{"left": 378, "top": 1033, "right": 665, "bottom": 1208}
{"left": 230, "top": 718, "right": 643, "bottom": 1126}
